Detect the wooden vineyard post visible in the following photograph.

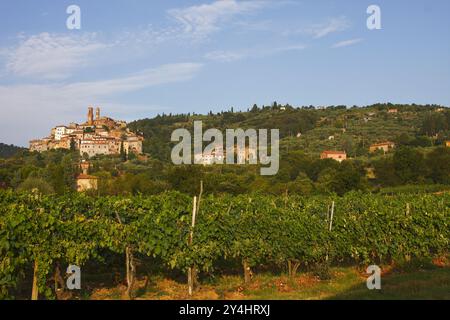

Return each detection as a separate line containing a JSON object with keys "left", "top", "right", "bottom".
{"left": 329, "top": 201, "right": 335, "bottom": 232}
{"left": 197, "top": 180, "right": 203, "bottom": 218}
{"left": 31, "top": 260, "right": 39, "bottom": 300}
{"left": 188, "top": 196, "right": 197, "bottom": 296}
{"left": 187, "top": 181, "right": 203, "bottom": 296}
{"left": 115, "top": 212, "right": 135, "bottom": 300}
{"left": 405, "top": 202, "right": 411, "bottom": 262}
{"left": 325, "top": 201, "right": 335, "bottom": 262}
{"left": 243, "top": 259, "right": 252, "bottom": 284}
{"left": 125, "top": 246, "right": 136, "bottom": 300}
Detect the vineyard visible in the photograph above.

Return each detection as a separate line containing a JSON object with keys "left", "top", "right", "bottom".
{"left": 0, "top": 190, "right": 448, "bottom": 299}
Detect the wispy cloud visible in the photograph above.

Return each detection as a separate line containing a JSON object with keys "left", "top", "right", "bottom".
{"left": 0, "top": 1, "right": 281, "bottom": 81}
{"left": 5, "top": 33, "right": 108, "bottom": 80}
{"left": 287, "top": 16, "right": 350, "bottom": 39}
{"left": 205, "top": 44, "right": 306, "bottom": 62}
{"left": 332, "top": 38, "right": 363, "bottom": 48}
{"left": 205, "top": 50, "right": 246, "bottom": 62}
{"left": 101, "top": 1, "right": 277, "bottom": 47}
{"left": 0, "top": 63, "right": 203, "bottom": 145}
{"left": 64, "top": 63, "right": 203, "bottom": 96}
{"left": 168, "top": 0, "right": 270, "bottom": 40}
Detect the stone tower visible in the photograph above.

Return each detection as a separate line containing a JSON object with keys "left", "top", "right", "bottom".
{"left": 80, "top": 160, "right": 90, "bottom": 175}
{"left": 96, "top": 107, "right": 100, "bottom": 120}
{"left": 87, "top": 107, "right": 94, "bottom": 125}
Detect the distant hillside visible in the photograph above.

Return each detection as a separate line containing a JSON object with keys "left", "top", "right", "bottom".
{"left": 1, "top": 103, "right": 448, "bottom": 196}
{"left": 128, "top": 103, "right": 450, "bottom": 161}
{"left": 0, "top": 143, "right": 25, "bottom": 158}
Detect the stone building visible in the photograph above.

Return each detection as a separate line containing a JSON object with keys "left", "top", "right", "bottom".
{"left": 79, "top": 139, "right": 110, "bottom": 157}
{"left": 29, "top": 139, "right": 50, "bottom": 152}
{"left": 369, "top": 141, "right": 395, "bottom": 153}
{"left": 194, "top": 145, "right": 256, "bottom": 165}
{"left": 320, "top": 150, "right": 347, "bottom": 162}
{"left": 76, "top": 161, "right": 98, "bottom": 192}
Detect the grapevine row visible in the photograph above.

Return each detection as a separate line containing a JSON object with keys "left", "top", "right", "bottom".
{"left": 0, "top": 190, "right": 448, "bottom": 299}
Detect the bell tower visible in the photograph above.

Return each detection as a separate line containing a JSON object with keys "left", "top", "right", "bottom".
{"left": 80, "top": 160, "right": 90, "bottom": 175}
{"left": 96, "top": 107, "right": 101, "bottom": 120}
{"left": 87, "top": 107, "right": 94, "bottom": 125}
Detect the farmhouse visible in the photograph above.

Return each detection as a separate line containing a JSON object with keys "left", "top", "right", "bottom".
{"left": 320, "top": 150, "right": 347, "bottom": 162}
{"left": 369, "top": 141, "right": 395, "bottom": 153}
{"left": 76, "top": 174, "right": 98, "bottom": 192}
{"left": 76, "top": 160, "right": 98, "bottom": 192}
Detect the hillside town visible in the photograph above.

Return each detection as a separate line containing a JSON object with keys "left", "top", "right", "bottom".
{"left": 29, "top": 107, "right": 144, "bottom": 157}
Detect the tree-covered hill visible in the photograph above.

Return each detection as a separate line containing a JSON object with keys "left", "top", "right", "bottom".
{"left": 1, "top": 103, "right": 449, "bottom": 197}
{"left": 0, "top": 143, "right": 25, "bottom": 158}
{"left": 128, "top": 103, "right": 450, "bottom": 161}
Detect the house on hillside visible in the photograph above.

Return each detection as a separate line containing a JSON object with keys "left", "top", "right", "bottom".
{"left": 320, "top": 150, "right": 347, "bottom": 163}
{"left": 76, "top": 160, "right": 98, "bottom": 192}
{"left": 388, "top": 108, "right": 398, "bottom": 114}
{"left": 369, "top": 141, "right": 395, "bottom": 153}
{"left": 76, "top": 174, "right": 98, "bottom": 192}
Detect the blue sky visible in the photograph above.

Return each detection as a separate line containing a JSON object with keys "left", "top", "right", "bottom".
{"left": 0, "top": 0, "right": 449, "bottom": 146}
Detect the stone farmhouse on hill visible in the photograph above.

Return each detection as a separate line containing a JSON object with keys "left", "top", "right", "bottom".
{"left": 320, "top": 150, "right": 347, "bottom": 163}
{"left": 369, "top": 141, "right": 396, "bottom": 153}
{"left": 29, "top": 107, "right": 144, "bottom": 158}
{"left": 76, "top": 160, "right": 98, "bottom": 192}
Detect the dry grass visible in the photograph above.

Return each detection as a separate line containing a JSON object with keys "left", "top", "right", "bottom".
{"left": 88, "top": 261, "right": 449, "bottom": 300}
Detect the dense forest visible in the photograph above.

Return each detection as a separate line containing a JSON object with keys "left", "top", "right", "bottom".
{"left": 0, "top": 103, "right": 449, "bottom": 196}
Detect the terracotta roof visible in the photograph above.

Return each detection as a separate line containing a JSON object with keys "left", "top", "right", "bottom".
{"left": 371, "top": 141, "right": 395, "bottom": 147}
{"left": 321, "top": 150, "right": 346, "bottom": 155}
{"left": 76, "top": 174, "right": 98, "bottom": 180}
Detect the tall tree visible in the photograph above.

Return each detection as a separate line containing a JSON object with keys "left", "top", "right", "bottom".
{"left": 393, "top": 147, "right": 426, "bottom": 183}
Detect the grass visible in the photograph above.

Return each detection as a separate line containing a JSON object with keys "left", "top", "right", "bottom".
{"left": 88, "top": 264, "right": 450, "bottom": 300}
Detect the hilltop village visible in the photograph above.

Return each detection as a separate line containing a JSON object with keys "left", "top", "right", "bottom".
{"left": 29, "top": 107, "right": 144, "bottom": 158}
